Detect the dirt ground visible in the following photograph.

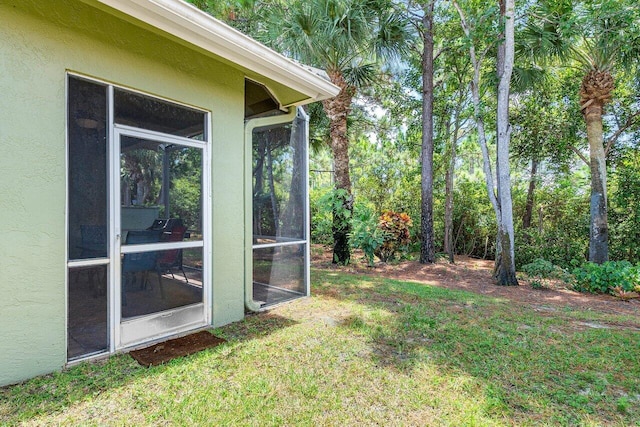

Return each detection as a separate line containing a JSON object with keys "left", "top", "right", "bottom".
{"left": 311, "top": 245, "right": 640, "bottom": 318}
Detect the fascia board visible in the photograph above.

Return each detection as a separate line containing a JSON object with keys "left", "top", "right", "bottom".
{"left": 90, "top": 0, "right": 340, "bottom": 103}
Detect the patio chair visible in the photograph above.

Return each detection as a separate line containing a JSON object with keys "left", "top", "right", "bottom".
{"left": 147, "top": 218, "right": 183, "bottom": 233}
{"left": 157, "top": 225, "right": 189, "bottom": 283}
{"left": 121, "top": 230, "right": 163, "bottom": 305}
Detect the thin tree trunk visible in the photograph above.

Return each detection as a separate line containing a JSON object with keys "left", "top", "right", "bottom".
{"left": 280, "top": 116, "right": 304, "bottom": 238}
{"left": 266, "top": 141, "right": 279, "bottom": 237}
{"left": 253, "top": 137, "right": 267, "bottom": 236}
{"left": 444, "top": 101, "right": 462, "bottom": 264}
{"left": 494, "top": 0, "right": 518, "bottom": 286}
{"left": 454, "top": 216, "right": 465, "bottom": 251}
{"left": 452, "top": 0, "right": 500, "bottom": 219}
{"left": 323, "top": 72, "right": 355, "bottom": 265}
{"left": 444, "top": 130, "right": 454, "bottom": 263}
{"left": 420, "top": 0, "right": 436, "bottom": 264}
{"left": 538, "top": 206, "right": 544, "bottom": 234}
{"left": 522, "top": 159, "right": 538, "bottom": 229}
{"left": 585, "top": 104, "right": 608, "bottom": 263}
{"left": 483, "top": 235, "right": 489, "bottom": 259}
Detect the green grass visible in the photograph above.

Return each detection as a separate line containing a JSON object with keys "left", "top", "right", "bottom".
{"left": 2, "top": 269, "right": 640, "bottom": 426}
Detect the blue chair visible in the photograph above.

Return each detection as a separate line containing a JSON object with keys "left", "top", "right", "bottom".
{"left": 122, "top": 230, "right": 163, "bottom": 305}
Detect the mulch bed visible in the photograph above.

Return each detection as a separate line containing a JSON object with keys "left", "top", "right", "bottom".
{"left": 312, "top": 245, "right": 640, "bottom": 317}
{"left": 129, "top": 330, "right": 226, "bottom": 367}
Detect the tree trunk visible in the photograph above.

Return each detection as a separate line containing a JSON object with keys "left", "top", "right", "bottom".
{"left": 266, "top": 141, "right": 279, "bottom": 237}
{"left": 585, "top": 103, "right": 608, "bottom": 263}
{"left": 444, "top": 133, "right": 455, "bottom": 263}
{"left": 253, "top": 137, "right": 266, "bottom": 236}
{"left": 494, "top": 0, "right": 518, "bottom": 286}
{"left": 522, "top": 159, "right": 538, "bottom": 229}
{"left": 280, "top": 116, "right": 304, "bottom": 238}
{"left": 444, "top": 99, "right": 462, "bottom": 264}
{"left": 454, "top": 0, "right": 516, "bottom": 284}
{"left": 323, "top": 72, "right": 355, "bottom": 265}
{"left": 420, "top": 0, "right": 436, "bottom": 264}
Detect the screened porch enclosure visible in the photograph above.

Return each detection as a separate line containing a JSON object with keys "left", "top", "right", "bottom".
{"left": 67, "top": 76, "right": 208, "bottom": 360}
{"left": 252, "top": 110, "right": 309, "bottom": 307}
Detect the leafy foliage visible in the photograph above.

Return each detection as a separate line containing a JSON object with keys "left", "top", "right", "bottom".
{"left": 192, "top": 0, "right": 640, "bottom": 277}
{"left": 521, "top": 258, "right": 562, "bottom": 279}
{"left": 374, "top": 210, "right": 412, "bottom": 262}
{"left": 349, "top": 204, "right": 386, "bottom": 266}
{"left": 309, "top": 187, "right": 334, "bottom": 245}
{"left": 609, "top": 149, "right": 640, "bottom": 263}
{"left": 572, "top": 261, "right": 640, "bottom": 295}
{"left": 521, "top": 258, "right": 571, "bottom": 289}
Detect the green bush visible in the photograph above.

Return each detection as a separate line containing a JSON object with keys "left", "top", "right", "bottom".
{"left": 349, "top": 205, "right": 385, "bottom": 267}
{"left": 609, "top": 150, "right": 640, "bottom": 264}
{"left": 521, "top": 258, "right": 571, "bottom": 280}
{"left": 521, "top": 258, "right": 571, "bottom": 289}
{"left": 309, "top": 187, "right": 337, "bottom": 244}
{"left": 571, "top": 261, "right": 640, "bottom": 295}
{"left": 521, "top": 258, "right": 558, "bottom": 278}
{"left": 515, "top": 229, "right": 588, "bottom": 270}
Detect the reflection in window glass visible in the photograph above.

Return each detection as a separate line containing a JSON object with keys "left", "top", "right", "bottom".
{"left": 252, "top": 119, "right": 306, "bottom": 241}
{"left": 68, "top": 265, "right": 108, "bottom": 359}
{"left": 253, "top": 244, "right": 305, "bottom": 307}
{"left": 115, "top": 88, "right": 205, "bottom": 139}
{"left": 121, "top": 247, "right": 203, "bottom": 319}
{"left": 120, "top": 136, "right": 202, "bottom": 239}
{"left": 67, "top": 76, "right": 108, "bottom": 260}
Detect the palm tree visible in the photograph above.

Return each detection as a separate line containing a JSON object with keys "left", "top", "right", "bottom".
{"left": 259, "top": 0, "right": 409, "bottom": 264}
{"left": 520, "top": 0, "right": 640, "bottom": 263}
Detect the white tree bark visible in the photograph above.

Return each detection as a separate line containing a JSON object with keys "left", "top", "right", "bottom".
{"left": 452, "top": 0, "right": 500, "bottom": 221}
{"left": 494, "top": 0, "right": 518, "bottom": 285}
{"left": 453, "top": 0, "right": 518, "bottom": 285}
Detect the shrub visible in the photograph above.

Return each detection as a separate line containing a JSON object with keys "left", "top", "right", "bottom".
{"left": 521, "top": 258, "right": 571, "bottom": 289}
{"left": 309, "top": 187, "right": 334, "bottom": 244}
{"left": 515, "top": 229, "right": 588, "bottom": 270}
{"left": 310, "top": 188, "right": 351, "bottom": 245}
{"left": 521, "top": 258, "right": 558, "bottom": 278}
{"left": 571, "top": 261, "right": 640, "bottom": 295}
{"left": 349, "top": 205, "right": 385, "bottom": 267}
{"left": 374, "top": 210, "right": 412, "bottom": 262}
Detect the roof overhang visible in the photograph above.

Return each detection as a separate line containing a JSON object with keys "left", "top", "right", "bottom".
{"left": 84, "top": 0, "right": 340, "bottom": 106}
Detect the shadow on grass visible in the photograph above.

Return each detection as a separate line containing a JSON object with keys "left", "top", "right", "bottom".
{"left": 312, "top": 268, "right": 640, "bottom": 424}
{"left": 0, "top": 314, "right": 297, "bottom": 426}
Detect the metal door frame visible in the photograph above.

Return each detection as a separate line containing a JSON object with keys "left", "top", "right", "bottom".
{"left": 112, "top": 125, "right": 211, "bottom": 350}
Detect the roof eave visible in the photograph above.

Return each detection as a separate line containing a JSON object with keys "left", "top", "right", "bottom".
{"left": 91, "top": 0, "right": 340, "bottom": 103}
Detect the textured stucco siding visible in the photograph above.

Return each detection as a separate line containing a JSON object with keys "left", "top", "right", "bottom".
{"left": 0, "top": 0, "right": 248, "bottom": 386}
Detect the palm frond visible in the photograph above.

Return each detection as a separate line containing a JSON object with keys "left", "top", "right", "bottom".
{"left": 511, "top": 66, "right": 549, "bottom": 93}
{"left": 570, "top": 38, "right": 616, "bottom": 73}
{"left": 343, "top": 64, "right": 377, "bottom": 88}
{"left": 374, "top": 9, "right": 411, "bottom": 62}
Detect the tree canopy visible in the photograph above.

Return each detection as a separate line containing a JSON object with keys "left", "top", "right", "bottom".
{"left": 192, "top": 0, "right": 640, "bottom": 277}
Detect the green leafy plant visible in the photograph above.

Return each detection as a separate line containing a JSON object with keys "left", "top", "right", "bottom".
{"left": 311, "top": 188, "right": 353, "bottom": 246}
{"left": 349, "top": 205, "right": 386, "bottom": 267}
{"left": 521, "top": 258, "right": 558, "bottom": 278}
{"left": 310, "top": 187, "right": 334, "bottom": 244}
{"left": 572, "top": 261, "right": 640, "bottom": 295}
{"left": 374, "top": 210, "right": 412, "bottom": 262}
{"left": 521, "top": 258, "right": 573, "bottom": 290}
{"left": 529, "top": 278, "right": 545, "bottom": 289}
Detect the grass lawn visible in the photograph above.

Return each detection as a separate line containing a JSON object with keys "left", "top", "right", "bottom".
{"left": 2, "top": 269, "right": 639, "bottom": 426}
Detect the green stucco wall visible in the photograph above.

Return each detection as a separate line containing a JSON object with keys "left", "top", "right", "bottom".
{"left": 0, "top": 0, "right": 259, "bottom": 386}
